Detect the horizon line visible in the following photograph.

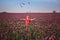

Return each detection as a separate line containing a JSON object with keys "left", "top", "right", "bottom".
{"left": 0, "top": 11, "right": 60, "bottom": 13}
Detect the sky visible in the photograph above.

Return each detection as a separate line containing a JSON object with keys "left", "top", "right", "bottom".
{"left": 0, "top": 0, "right": 60, "bottom": 13}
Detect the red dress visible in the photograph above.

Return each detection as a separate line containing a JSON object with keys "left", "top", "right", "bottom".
{"left": 25, "top": 18, "right": 31, "bottom": 26}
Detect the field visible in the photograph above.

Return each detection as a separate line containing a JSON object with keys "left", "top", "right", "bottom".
{"left": 0, "top": 13, "right": 60, "bottom": 40}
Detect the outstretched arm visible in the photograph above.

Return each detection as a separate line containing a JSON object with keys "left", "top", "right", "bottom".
{"left": 20, "top": 18, "right": 25, "bottom": 20}
{"left": 31, "top": 18, "right": 36, "bottom": 20}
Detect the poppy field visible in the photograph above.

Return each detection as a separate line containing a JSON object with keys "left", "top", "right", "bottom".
{"left": 0, "top": 13, "right": 60, "bottom": 40}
